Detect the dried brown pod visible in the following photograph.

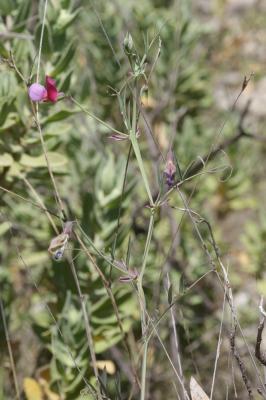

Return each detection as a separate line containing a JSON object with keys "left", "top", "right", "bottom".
{"left": 48, "top": 221, "right": 74, "bottom": 261}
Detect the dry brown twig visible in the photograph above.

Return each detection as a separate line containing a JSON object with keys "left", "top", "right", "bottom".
{"left": 255, "top": 297, "right": 266, "bottom": 397}
{"left": 256, "top": 297, "right": 266, "bottom": 366}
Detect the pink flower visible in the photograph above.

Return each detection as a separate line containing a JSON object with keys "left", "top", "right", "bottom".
{"left": 28, "top": 76, "right": 59, "bottom": 103}
{"left": 44, "top": 76, "right": 58, "bottom": 102}
{"left": 28, "top": 83, "right": 47, "bottom": 102}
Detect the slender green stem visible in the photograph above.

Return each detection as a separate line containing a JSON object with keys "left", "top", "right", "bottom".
{"left": 140, "top": 211, "right": 155, "bottom": 282}
{"left": 36, "top": 0, "right": 48, "bottom": 83}
{"left": 22, "top": 176, "right": 59, "bottom": 234}
{"left": 71, "top": 96, "right": 127, "bottom": 137}
{"left": 0, "top": 185, "right": 62, "bottom": 220}
{"left": 140, "top": 341, "right": 148, "bottom": 400}
{"left": 137, "top": 212, "right": 155, "bottom": 333}
{"left": 137, "top": 211, "right": 155, "bottom": 400}
{"left": 129, "top": 86, "right": 154, "bottom": 206}
{"left": 77, "top": 223, "right": 131, "bottom": 275}
{"left": 110, "top": 143, "right": 132, "bottom": 281}
{"left": 125, "top": 81, "right": 156, "bottom": 398}
{"left": 129, "top": 128, "right": 154, "bottom": 206}
{"left": 67, "top": 258, "right": 102, "bottom": 400}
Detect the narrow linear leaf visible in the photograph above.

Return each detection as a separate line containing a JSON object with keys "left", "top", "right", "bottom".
{"left": 51, "top": 41, "right": 76, "bottom": 76}
{"left": 41, "top": 109, "right": 79, "bottom": 125}
{"left": 168, "top": 283, "right": 173, "bottom": 305}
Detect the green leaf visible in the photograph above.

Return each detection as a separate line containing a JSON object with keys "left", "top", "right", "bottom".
{"left": 0, "top": 71, "right": 17, "bottom": 98}
{"left": 34, "top": 22, "right": 53, "bottom": 55}
{"left": 0, "top": 222, "right": 10, "bottom": 236}
{"left": 94, "top": 331, "right": 123, "bottom": 354}
{"left": 13, "top": 0, "right": 31, "bottom": 32}
{"left": 23, "top": 251, "right": 48, "bottom": 267}
{"left": 58, "top": 69, "right": 73, "bottom": 92}
{"left": 91, "top": 314, "right": 117, "bottom": 325}
{"left": 54, "top": 7, "right": 82, "bottom": 32}
{"left": 179, "top": 273, "right": 186, "bottom": 295}
{"left": 51, "top": 41, "right": 76, "bottom": 76}
{"left": 48, "top": 340, "right": 77, "bottom": 368}
{"left": 0, "top": 153, "right": 13, "bottom": 167}
{"left": 167, "top": 283, "right": 173, "bottom": 305}
{"left": 31, "top": 304, "right": 52, "bottom": 329}
{"left": 0, "top": 0, "right": 15, "bottom": 14}
{"left": 20, "top": 152, "right": 68, "bottom": 169}
{"left": 0, "top": 41, "right": 9, "bottom": 58}
{"left": 41, "top": 109, "right": 79, "bottom": 125}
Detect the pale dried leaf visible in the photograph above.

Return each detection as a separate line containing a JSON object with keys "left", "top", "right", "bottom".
{"left": 190, "top": 376, "right": 210, "bottom": 400}
{"left": 96, "top": 360, "right": 116, "bottom": 375}
{"left": 23, "top": 378, "right": 43, "bottom": 400}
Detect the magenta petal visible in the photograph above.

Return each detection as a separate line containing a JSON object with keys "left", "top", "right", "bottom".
{"left": 45, "top": 75, "right": 58, "bottom": 102}
{"left": 28, "top": 83, "right": 47, "bottom": 102}
{"left": 46, "top": 76, "right": 56, "bottom": 86}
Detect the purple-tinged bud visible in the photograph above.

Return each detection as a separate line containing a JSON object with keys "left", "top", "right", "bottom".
{"left": 28, "top": 83, "right": 47, "bottom": 102}
{"left": 119, "top": 269, "right": 138, "bottom": 283}
{"left": 108, "top": 133, "right": 128, "bottom": 141}
{"left": 164, "top": 150, "right": 176, "bottom": 188}
{"left": 63, "top": 221, "right": 74, "bottom": 236}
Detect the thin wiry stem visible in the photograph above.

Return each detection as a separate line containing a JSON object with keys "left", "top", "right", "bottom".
{"left": 89, "top": 0, "right": 121, "bottom": 68}
{"left": 76, "top": 232, "right": 140, "bottom": 389}
{"left": 210, "top": 283, "right": 227, "bottom": 399}
{"left": 70, "top": 96, "right": 127, "bottom": 137}
{"left": 34, "top": 112, "right": 66, "bottom": 222}
{"left": 124, "top": 80, "right": 157, "bottom": 399}
{"left": 76, "top": 224, "right": 132, "bottom": 275}
{"left": 34, "top": 0, "right": 66, "bottom": 221}
{"left": 111, "top": 144, "right": 132, "bottom": 262}
{"left": 0, "top": 185, "right": 62, "bottom": 220}
{"left": 175, "top": 183, "right": 265, "bottom": 397}
{"left": 142, "top": 270, "right": 214, "bottom": 348}
{"left": 1, "top": 212, "right": 97, "bottom": 398}
{"left": 33, "top": 2, "right": 102, "bottom": 394}
{"left": 36, "top": 0, "right": 48, "bottom": 83}
{"left": 130, "top": 276, "right": 190, "bottom": 400}
{"left": 166, "top": 273, "right": 186, "bottom": 400}
{"left": 22, "top": 176, "right": 59, "bottom": 234}
{"left": 215, "top": 269, "right": 266, "bottom": 395}
{"left": 0, "top": 298, "right": 21, "bottom": 400}
{"left": 138, "top": 211, "right": 155, "bottom": 400}
{"left": 67, "top": 257, "right": 102, "bottom": 399}
{"left": 146, "top": 313, "right": 190, "bottom": 400}
{"left": 129, "top": 85, "right": 154, "bottom": 206}
{"left": 3, "top": 185, "right": 109, "bottom": 396}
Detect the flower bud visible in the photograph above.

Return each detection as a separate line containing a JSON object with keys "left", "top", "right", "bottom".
{"left": 123, "top": 32, "right": 134, "bottom": 55}
{"left": 164, "top": 150, "right": 176, "bottom": 188}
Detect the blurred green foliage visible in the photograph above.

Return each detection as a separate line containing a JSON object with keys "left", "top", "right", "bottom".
{"left": 0, "top": 0, "right": 265, "bottom": 399}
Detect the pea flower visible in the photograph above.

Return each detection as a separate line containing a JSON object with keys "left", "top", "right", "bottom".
{"left": 28, "top": 83, "right": 46, "bottom": 102}
{"left": 115, "top": 260, "right": 139, "bottom": 283}
{"left": 48, "top": 221, "right": 74, "bottom": 261}
{"left": 28, "top": 75, "right": 59, "bottom": 103}
{"left": 164, "top": 150, "right": 176, "bottom": 188}
{"left": 44, "top": 76, "right": 59, "bottom": 102}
